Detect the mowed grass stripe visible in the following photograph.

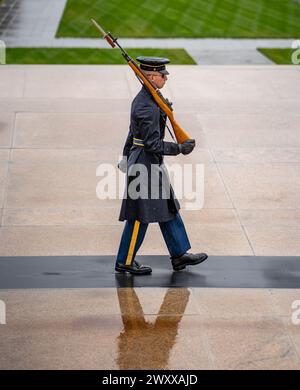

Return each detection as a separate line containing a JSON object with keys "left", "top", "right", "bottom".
{"left": 258, "top": 48, "right": 300, "bottom": 64}
{"left": 5, "top": 48, "right": 196, "bottom": 65}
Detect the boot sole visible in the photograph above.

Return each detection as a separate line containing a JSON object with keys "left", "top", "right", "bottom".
{"left": 172, "top": 254, "right": 208, "bottom": 271}
{"left": 115, "top": 265, "right": 152, "bottom": 275}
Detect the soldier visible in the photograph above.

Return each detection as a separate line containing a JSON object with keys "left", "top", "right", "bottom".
{"left": 115, "top": 56, "right": 207, "bottom": 275}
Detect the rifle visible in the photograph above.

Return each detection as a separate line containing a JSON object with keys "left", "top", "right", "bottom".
{"left": 91, "top": 18, "right": 191, "bottom": 144}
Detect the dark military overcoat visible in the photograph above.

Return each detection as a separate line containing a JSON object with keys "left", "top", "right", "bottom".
{"left": 119, "top": 85, "right": 181, "bottom": 223}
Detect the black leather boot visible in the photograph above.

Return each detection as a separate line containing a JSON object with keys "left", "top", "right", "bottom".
{"left": 171, "top": 252, "right": 208, "bottom": 271}
{"left": 115, "top": 260, "right": 152, "bottom": 275}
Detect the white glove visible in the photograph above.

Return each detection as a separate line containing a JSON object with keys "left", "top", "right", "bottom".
{"left": 118, "top": 156, "right": 127, "bottom": 173}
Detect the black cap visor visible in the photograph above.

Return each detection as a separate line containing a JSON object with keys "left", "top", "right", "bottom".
{"left": 159, "top": 69, "right": 169, "bottom": 75}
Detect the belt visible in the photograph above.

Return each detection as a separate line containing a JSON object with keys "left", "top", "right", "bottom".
{"left": 133, "top": 137, "right": 144, "bottom": 147}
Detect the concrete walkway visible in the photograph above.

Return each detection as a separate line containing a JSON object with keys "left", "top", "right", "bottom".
{"left": 0, "top": 0, "right": 298, "bottom": 64}
{"left": 1, "top": 286, "right": 300, "bottom": 369}
{"left": 0, "top": 64, "right": 300, "bottom": 370}
{"left": 0, "top": 64, "right": 300, "bottom": 256}
{"left": 0, "top": 0, "right": 67, "bottom": 40}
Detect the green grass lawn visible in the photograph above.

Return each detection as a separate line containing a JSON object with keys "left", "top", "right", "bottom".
{"left": 258, "top": 48, "right": 300, "bottom": 64}
{"left": 6, "top": 48, "right": 196, "bottom": 64}
{"left": 56, "top": 0, "right": 300, "bottom": 38}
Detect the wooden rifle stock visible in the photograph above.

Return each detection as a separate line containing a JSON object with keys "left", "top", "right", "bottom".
{"left": 91, "top": 18, "right": 191, "bottom": 144}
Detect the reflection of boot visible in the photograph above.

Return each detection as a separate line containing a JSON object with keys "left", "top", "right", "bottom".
{"left": 115, "top": 260, "right": 152, "bottom": 275}
{"left": 171, "top": 252, "right": 208, "bottom": 271}
{"left": 114, "top": 273, "right": 135, "bottom": 289}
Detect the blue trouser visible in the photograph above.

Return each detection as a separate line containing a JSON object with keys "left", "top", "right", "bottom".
{"left": 116, "top": 213, "right": 191, "bottom": 265}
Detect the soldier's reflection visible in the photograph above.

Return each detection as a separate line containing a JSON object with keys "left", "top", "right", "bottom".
{"left": 115, "top": 281, "right": 190, "bottom": 370}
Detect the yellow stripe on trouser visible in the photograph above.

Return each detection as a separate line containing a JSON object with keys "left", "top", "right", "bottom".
{"left": 125, "top": 220, "right": 140, "bottom": 265}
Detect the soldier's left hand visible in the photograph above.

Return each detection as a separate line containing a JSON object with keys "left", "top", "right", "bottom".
{"left": 179, "top": 139, "right": 195, "bottom": 155}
